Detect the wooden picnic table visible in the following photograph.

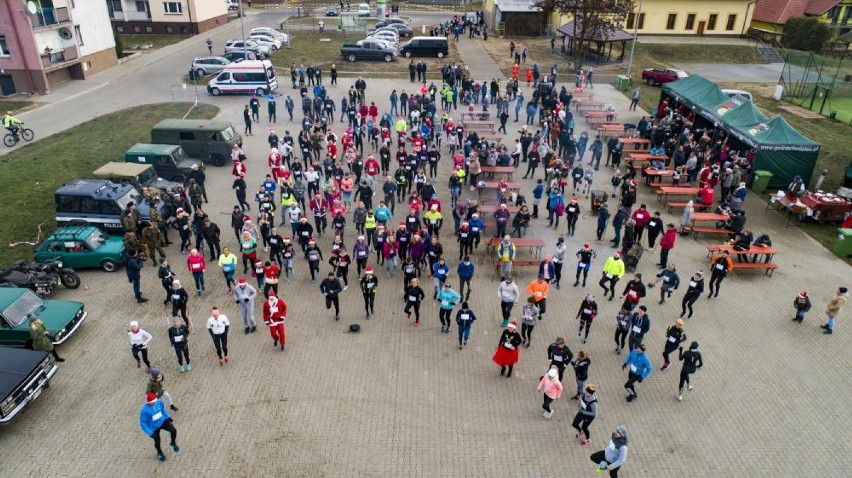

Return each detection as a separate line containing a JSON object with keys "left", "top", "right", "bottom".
{"left": 628, "top": 153, "right": 668, "bottom": 161}
{"left": 478, "top": 204, "right": 521, "bottom": 214}
{"left": 482, "top": 180, "right": 521, "bottom": 191}
{"left": 476, "top": 131, "right": 501, "bottom": 141}
{"left": 643, "top": 169, "right": 674, "bottom": 183}
{"left": 657, "top": 186, "right": 699, "bottom": 205}
{"left": 708, "top": 244, "right": 777, "bottom": 259}
{"left": 484, "top": 237, "right": 545, "bottom": 261}
{"left": 461, "top": 112, "right": 491, "bottom": 121}
{"left": 585, "top": 110, "right": 618, "bottom": 118}
{"left": 588, "top": 118, "right": 622, "bottom": 126}
{"left": 480, "top": 166, "right": 516, "bottom": 179}
{"left": 462, "top": 119, "right": 496, "bottom": 130}
{"left": 707, "top": 244, "right": 779, "bottom": 275}
{"left": 577, "top": 102, "right": 604, "bottom": 112}
{"left": 621, "top": 138, "right": 651, "bottom": 150}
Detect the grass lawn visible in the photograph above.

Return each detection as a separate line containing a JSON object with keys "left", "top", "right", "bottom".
{"left": 119, "top": 34, "right": 191, "bottom": 51}
{"left": 787, "top": 96, "right": 852, "bottom": 124}
{"left": 268, "top": 31, "right": 462, "bottom": 78}
{"left": 0, "top": 103, "right": 218, "bottom": 265}
{"left": 0, "top": 100, "right": 35, "bottom": 115}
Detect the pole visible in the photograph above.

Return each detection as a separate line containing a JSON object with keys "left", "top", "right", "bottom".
{"left": 239, "top": 0, "right": 247, "bottom": 58}
{"left": 625, "top": 0, "right": 643, "bottom": 79}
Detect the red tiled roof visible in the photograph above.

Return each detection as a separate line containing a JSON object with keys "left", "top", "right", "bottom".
{"left": 753, "top": 0, "right": 840, "bottom": 24}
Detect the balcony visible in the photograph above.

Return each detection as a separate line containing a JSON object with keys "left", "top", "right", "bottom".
{"left": 30, "top": 7, "right": 71, "bottom": 28}
{"left": 40, "top": 45, "right": 79, "bottom": 70}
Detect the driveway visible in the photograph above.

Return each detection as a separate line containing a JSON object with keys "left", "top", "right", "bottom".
{"left": 674, "top": 62, "right": 807, "bottom": 83}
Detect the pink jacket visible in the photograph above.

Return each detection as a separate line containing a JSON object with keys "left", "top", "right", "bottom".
{"left": 186, "top": 254, "right": 206, "bottom": 273}
{"left": 538, "top": 376, "right": 564, "bottom": 399}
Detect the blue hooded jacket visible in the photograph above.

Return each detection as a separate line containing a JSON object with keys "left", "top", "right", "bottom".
{"left": 623, "top": 349, "right": 652, "bottom": 380}
{"left": 140, "top": 399, "right": 170, "bottom": 436}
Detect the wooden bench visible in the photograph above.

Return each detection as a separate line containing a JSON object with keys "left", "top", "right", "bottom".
{"left": 461, "top": 112, "right": 491, "bottom": 121}
{"left": 667, "top": 202, "right": 711, "bottom": 213}
{"left": 577, "top": 102, "right": 604, "bottom": 112}
{"left": 476, "top": 131, "right": 501, "bottom": 141}
{"left": 729, "top": 262, "right": 778, "bottom": 276}
{"left": 492, "top": 260, "right": 539, "bottom": 281}
{"left": 463, "top": 120, "right": 496, "bottom": 131}
{"left": 691, "top": 227, "right": 731, "bottom": 240}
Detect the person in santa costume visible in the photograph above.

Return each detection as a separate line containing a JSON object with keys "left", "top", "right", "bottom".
{"left": 262, "top": 290, "right": 287, "bottom": 351}
{"left": 493, "top": 321, "right": 523, "bottom": 378}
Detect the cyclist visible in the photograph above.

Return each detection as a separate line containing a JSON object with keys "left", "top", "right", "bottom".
{"left": 2, "top": 111, "right": 23, "bottom": 137}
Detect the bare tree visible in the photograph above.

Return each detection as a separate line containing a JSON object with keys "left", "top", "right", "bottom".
{"left": 536, "top": 0, "right": 631, "bottom": 70}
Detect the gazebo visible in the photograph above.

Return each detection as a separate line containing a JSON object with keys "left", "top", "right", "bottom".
{"left": 557, "top": 18, "right": 633, "bottom": 64}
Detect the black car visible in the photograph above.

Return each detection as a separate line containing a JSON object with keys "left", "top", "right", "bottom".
{"left": 326, "top": 6, "right": 339, "bottom": 16}
{"left": 222, "top": 51, "right": 258, "bottom": 63}
{"left": 0, "top": 346, "right": 58, "bottom": 424}
{"left": 378, "top": 23, "right": 413, "bottom": 37}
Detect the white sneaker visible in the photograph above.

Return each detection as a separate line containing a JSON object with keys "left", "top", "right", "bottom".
{"left": 688, "top": 385, "right": 694, "bottom": 391}
{"left": 343, "top": 285, "right": 348, "bottom": 291}
{"left": 677, "top": 394, "right": 683, "bottom": 401}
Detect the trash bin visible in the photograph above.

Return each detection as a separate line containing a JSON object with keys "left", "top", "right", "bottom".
{"left": 833, "top": 228, "right": 852, "bottom": 258}
{"left": 751, "top": 170, "right": 773, "bottom": 194}
{"left": 616, "top": 75, "right": 630, "bottom": 92}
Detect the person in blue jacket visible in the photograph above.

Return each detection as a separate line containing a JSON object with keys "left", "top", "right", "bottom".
{"left": 622, "top": 344, "right": 652, "bottom": 402}
{"left": 456, "top": 256, "right": 475, "bottom": 302}
{"left": 531, "top": 179, "right": 544, "bottom": 218}
{"left": 431, "top": 258, "right": 450, "bottom": 299}
{"left": 140, "top": 392, "right": 180, "bottom": 461}
{"left": 596, "top": 203, "right": 610, "bottom": 243}
{"left": 436, "top": 282, "right": 461, "bottom": 333}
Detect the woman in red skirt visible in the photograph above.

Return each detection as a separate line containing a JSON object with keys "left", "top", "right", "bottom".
{"left": 493, "top": 321, "right": 523, "bottom": 378}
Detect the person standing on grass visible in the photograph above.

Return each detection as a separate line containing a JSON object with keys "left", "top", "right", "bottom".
{"left": 680, "top": 271, "right": 704, "bottom": 319}
{"left": 622, "top": 344, "right": 651, "bottom": 402}
{"left": 455, "top": 302, "right": 477, "bottom": 349}
{"left": 520, "top": 296, "right": 540, "bottom": 348}
{"left": 677, "top": 341, "right": 704, "bottom": 400}
{"left": 629, "top": 87, "right": 641, "bottom": 110}
{"left": 493, "top": 321, "right": 522, "bottom": 378}
{"left": 207, "top": 307, "right": 230, "bottom": 366}
{"left": 661, "top": 319, "right": 687, "bottom": 370}
{"left": 792, "top": 290, "right": 812, "bottom": 323}
{"left": 821, "top": 286, "right": 848, "bottom": 335}
{"left": 537, "top": 366, "right": 563, "bottom": 419}
{"left": 590, "top": 425, "right": 629, "bottom": 476}
{"left": 570, "top": 350, "right": 590, "bottom": 400}
{"left": 140, "top": 392, "right": 180, "bottom": 462}
{"left": 404, "top": 278, "right": 426, "bottom": 327}
{"left": 572, "top": 384, "right": 598, "bottom": 447}
{"left": 575, "top": 294, "right": 598, "bottom": 344}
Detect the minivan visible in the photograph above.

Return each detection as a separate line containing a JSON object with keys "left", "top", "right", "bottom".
{"left": 400, "top": 37, "right": 449, "bottom": 58}
{"left": 207, "top": 59, "right": 278, "bottom": 97}
{"left": 150, "top": 119, "right": 242, "bottom": 166}
{"left": 191, "top": 56, "right": 231, "bottom": 76}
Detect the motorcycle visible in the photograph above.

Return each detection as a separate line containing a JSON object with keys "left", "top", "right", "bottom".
{"left": 0, "top": 259, "right": 80, "bottom": 298}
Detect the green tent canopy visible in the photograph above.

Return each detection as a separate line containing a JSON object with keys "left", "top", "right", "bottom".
{"left": 709, "top": 96, "right": 770, "bottom": 128}
{"left": 662, "top": 75, "right": 730, "bottom": 117}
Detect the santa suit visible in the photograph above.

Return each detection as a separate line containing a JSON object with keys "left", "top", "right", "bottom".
{"left": 268, "top": 150, "right": 282, "bottom": 170}
{"left": 365, "top": 157, "right": 379, "bottom": 177}
{"left": 262, "top": 295, "right": 286, "bottom": 345}
{"left": 232, "top": 160, "right": 247, "bottom": 179}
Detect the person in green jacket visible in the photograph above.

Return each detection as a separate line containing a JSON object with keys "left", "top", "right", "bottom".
{"left": 30, "top": 317, "right": 65, "bottom": 362}
{"left": 598, "top": 251, "right": 625, "bottom": 301}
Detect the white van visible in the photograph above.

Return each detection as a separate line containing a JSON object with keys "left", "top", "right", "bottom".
{"left": 357, "top": 3, "right": 370, "bottom": 16}
{"left": 207, "top": 60, "right": 278, "bottom": 96}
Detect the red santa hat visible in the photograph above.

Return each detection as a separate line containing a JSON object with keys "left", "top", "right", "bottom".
{"left": 583, "top": 243, "right": 590, "bottom": 249}
{"left": 238, "top": 278, "right": 247, "bottom": 285}
{"left": 146, "top": 392, "right": 157, "bottom": 403}
{"left": 365, "top": 266, "right": 374, "bottom": 274}
{"left": 799, "top": 291, "right": 808, "bottom": 298}
{"left": 507, "top": 321, "right": 518, "bottom": 330}
{"left": 268, "top": 290, "right": 277, "bottom": 297}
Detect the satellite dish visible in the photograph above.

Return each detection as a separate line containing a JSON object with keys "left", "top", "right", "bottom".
{"left": 26, "top": 1, "right": 37, "bottom": 14}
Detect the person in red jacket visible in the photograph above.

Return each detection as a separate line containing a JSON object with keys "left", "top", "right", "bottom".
{"left": 262, "top": 291, "right": 286, "bottom": 351}
{"left": 186, "top": 248, "right": 206, "bottom": 297}
{"left": 658, "top": 223, "right": 677, "bottom": 269}
{"left": 262, "top": 260, "right": 281, "bottom": 298}
{"left": 630, "top": 204, "right": 651, "bottom": 243}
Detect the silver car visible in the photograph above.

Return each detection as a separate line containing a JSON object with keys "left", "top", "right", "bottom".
{"left": 225, "top": 39, "right": 272, "bottom": 57}
{"left": 191, "top": 56, "right": 231, "bottom": 76}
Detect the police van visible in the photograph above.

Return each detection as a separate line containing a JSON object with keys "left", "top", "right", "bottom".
{"left": 54, "top": 180, "right": 166, "bottom": 235}
{"left": 207, "top": 59, "right": 278, "bottom": 96}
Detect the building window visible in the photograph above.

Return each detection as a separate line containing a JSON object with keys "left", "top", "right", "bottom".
{"left": 666, "top": 13, "right": 677, "bottom": 30}
{"left": 726, "top": 14, "right": 736, "bottom": 31}
{"left": 708, "top": 14, "right": 718, "bottom": 30}
{"left": 163, "top": 1, "right": 182, "bottom": 14}
{"left": 107, "top": 0, "right": 123, "bottom": 12}
{"left": 626, "top": 12, "right": 645, "bottom": 29}
{"left": 74, "top": 25, "right": 83, "bottom": 46}
{"left": 685, "top": 13, "right": 696, "bottom": 30}
{"left": 136, "top": 1, "right": 148, "bottom": 11}
{"left": 0, "top": 36, "right": 9, "bottom": 57}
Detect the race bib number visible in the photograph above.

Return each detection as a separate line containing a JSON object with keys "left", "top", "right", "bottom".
{"left": 629, "top": 364, "right": 638, "bottom": 373}
{"left": 668, "top": 336, "right": 676, "bottom": 343}
{"left": 632, "top": 325, "right": 642, "bottom": 334}
{"left": 408, "top": 295, "right": 417, "bottom": 301}
{"left": 689, "top": 281, "right": 697, "bottom": 287}
{"left": 152, "top": 412, "right": 163, "bottom": 421}
{"left": 715, "top": 263, "right": 725, "bottom": 271}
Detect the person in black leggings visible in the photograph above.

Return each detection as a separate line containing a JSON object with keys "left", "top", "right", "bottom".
{"left": 614, "top": 308, "right": 631, "bottom": 354}
{"left": 680, "top": 271, "right": 704, "bottom": 319}
{"left": 571, "top": 384, "right": 598, "bottom": 446}
{"left": 677, "top": 341, "right": 703, "bottom": 400}
{"left": 707, "top": 251, "right": 732, "bottom": 298}
{"left": 404, "top": 278, "right": 426, "bottom": 326}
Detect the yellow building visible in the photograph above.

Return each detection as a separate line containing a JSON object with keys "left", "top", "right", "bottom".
{"left": 751, "top": 0, "right": 852, "bottom": 37}
{"left": 544, "top": 0, "right": 756, "bottom": 37}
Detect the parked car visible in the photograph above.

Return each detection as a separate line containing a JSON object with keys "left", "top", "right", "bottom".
{"left": 0, "top": 346, "right": 58, "bottom": 424}
{"left": 399, "top": 36, "right": 448, "bottom": 58}
{"left": 248, "top": 35, "right": 281, "bottom": 50}
{"left": 721, "top": 89, "right": 753, "bottom": 101}
{"left": 226, "top": 0, "right": 239, "bottom": 11}
{"left": 357, "top": 3, "right": 370, "bottom": 16}
{"left": 341, "top": 40, "right": 398, "bottom": 62}
{"left": 33, "top": 226, "right": 126, "bottom": 273}
{"left": 364, "top": 34, "right": 398, "bottom": 49}
{"left": 249, "top": 28, "right": 288, "bottom": 43}
{"left": 224, "top": 40, "right": 271, "bottom": 58}
{"left": 376, "top": 23, "right": 413, "bottom": 37}
{"left": 325, "top": 6, "right": 339, "bottom": 16}
{"left": 368, "top": 30, "right": 399, "bottom": 42}
{"left": 92, "top": 162, "right": 181, "bottom": 196}
{"left": 191, "top": 56, "right": 230, "bottom": 76}
{"left": 375, "top": 18, "right": 407, "bottom": 29}
{"left": 0, "top": 288, "right": 88, "bottom": 349}
{"left": 54, "top": 180, "right": 166, "bottom": 235}
{"left": 222, "top": 50, "right": 257, "bottom": 63}
{"left": 641, "top": 68, "right": 688, "bottom": 86}
{"left": 125, "top": 143, "right": 204, "bottom": 184}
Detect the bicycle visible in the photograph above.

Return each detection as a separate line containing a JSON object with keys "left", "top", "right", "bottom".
{"left": 3, "top": 124, "right": 35, "bottom": 147}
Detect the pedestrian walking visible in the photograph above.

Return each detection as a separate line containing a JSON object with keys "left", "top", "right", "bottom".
{"left": 125, "top": 249, "right": 148, "bottom": 303}
{"left": 455, "top": 302, "right": 477, "bottom": 349}
{"left": 186, "top": 248, "right": 206, "bottom": 297}
{"left": 821, "top": 286, "right": 848, "bottom": 334}
{"left": 128, "top": 320, "right": 152, "bottom": 371}
{"left": 572, "top": 384, "right": 598, "bottom": 447}
{"left": 619, "top": 273, "right": 646, "bottom": 311}
{"left": 520, "top": 296, "right": 540, "bottom": 348}
{"left": 547, "top": 337, "right": 573, "bottom": 380}
{"left": 590, "top": 425, "right": 629, "bottom": 476}
{"left": 206, "top": 307, "right": 230, "bottom": 366}
{"left": 598, "top": 251, "right": 625, "bottom": 301}
{"left": 552, "top": 237, "right": 567, "bottom": 289}
{"left": 707, "top": 250, "right": 733, "bottom": 299}
{"left": 158, "top": 259, "right": 175, "bottom": 305}
{"left": 628, "top": 305, "right": 650, "bottom": 351}
{"left": 146, "top": 369, "right": 178, "bottom": 412}
{"left": 496, "top": 235, "right": 516, "bottom": 280}
{"left": 614, "top": 307, "right": 631, "bottom": 354}
{"left": 658, "top": 223, "right": 677, "bottom": 268}
{"left": 792, "top": 290, "right": 811, "bottom": 323}
{"left": 497, "top": 276, "right": 520, "bottom": 327}
{"left": 29, "top": 317, "right": 65, "bottom": 362}
{"left": 526, "top": 275, "right": 550, "bottom": 319}
{"left": 574, "top": 243, "right": 596, "bottom": 288}
{"left": 233, "top": 278, "right": 258, "bottom": 334}
{"left": 170, "top": 280, "right": 191, "bottom": 328}
{"left": 456, "top": 255, "right": 475, "bottom": 301}
{"left": 570, "top": 350, "right": 590, "bottom": 399}
{"left": 219, "top": 247, "right": 238, "bottom": 293}
{"left": 320, "top": 272, "right": 343, "bottom": 320}
{"left": 575, "top": 294, "right": 598, "bottom": 344}
{"left": 262, "top": 291, "right": 287, "bottom": 350}
{"left": 360, "top": 266, "right": 378, "bottom": 318}
{"left": 660, "top": 319, "right": 686, "bottom": 370}
{"left": 677, "top": 341, "right": 703, "bottom": 400}
{"left": 436, "top": 282, "right": 461, "bottom": 333}
{"left": 537, "top": 366, "right": 563, "bottom": 419}
{"left": 140, "top": 392, "right": 180, "bottom": 461}
{"left": 404, "top": 277, "right": 426, "bottom": 326}
{"left": 167, "top": 317, "right": 191, "bottom": 372}
{"left": 493, "top": 321, "right": 522, "bottom": 378}
{"left": 650, "top": 263, "right": 680, "bottom": 304}
{"left": 622, "top": 344, "right": 651, "bottom": 402}
{"left": 680, "top": 271, "right": 704, "bottom": 318}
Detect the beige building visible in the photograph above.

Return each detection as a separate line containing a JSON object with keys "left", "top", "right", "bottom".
{"left": 107, "top": 0, "right": 229, "bottom": 34}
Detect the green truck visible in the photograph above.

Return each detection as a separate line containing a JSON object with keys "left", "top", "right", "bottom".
{"left": 150, "top": 119, "right": 241, "bottom": 167}
{"left": 124, "top": 143, "right": 204, "bottom": 184}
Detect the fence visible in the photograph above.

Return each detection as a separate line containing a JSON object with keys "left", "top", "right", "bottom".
{"left": 779, "top": 50, "right": 852, "bottom": 124}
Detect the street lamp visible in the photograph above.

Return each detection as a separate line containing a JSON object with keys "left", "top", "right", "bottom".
{"left": 625, "top": 0, "right": 643, "bottom": 78}
{"left": 239, "top": 0, "right": 247, "bottom": 58}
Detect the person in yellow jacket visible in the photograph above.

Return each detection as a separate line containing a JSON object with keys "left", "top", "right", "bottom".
{"left": 218, "top": 247, "right": 239, "bottom": 293}
{"left": 497, "top": 235, "right": 516, "bottom": 281}
{"left": 526, "top": 275, "right": 550, "bottom": 319}
{"left": 598, "top": 250, "right": 625, "bottom": 301}
{"left": 423, "top": 205, "right": 443, "bottom": 239}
